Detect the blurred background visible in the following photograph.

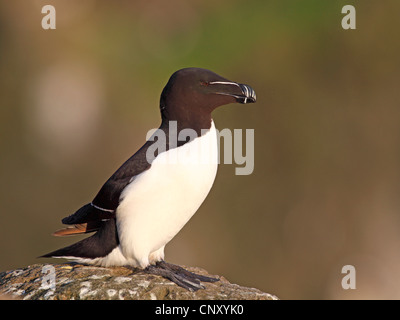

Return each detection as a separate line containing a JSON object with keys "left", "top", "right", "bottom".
{"left": 1, "top": 0, "right": 400, "bottom": 299}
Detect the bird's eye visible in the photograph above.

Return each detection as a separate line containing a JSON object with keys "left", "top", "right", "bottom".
{"left": 200, "top": 81, "right": 209, "bottom": 86}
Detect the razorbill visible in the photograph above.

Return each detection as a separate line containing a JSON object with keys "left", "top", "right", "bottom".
{"left": 42, "top": 67, "right": 256, "bottom": 291}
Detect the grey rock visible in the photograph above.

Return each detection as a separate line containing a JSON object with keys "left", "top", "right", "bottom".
{"left": 0, "top": 263, "right": 278, "bottom": 300}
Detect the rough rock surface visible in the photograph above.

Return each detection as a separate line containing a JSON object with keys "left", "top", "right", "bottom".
{"left": 0, "top": 263, "right": 278, "bottom": 300}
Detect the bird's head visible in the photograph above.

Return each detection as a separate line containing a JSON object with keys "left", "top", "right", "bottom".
{"left": 160, "top": 68, "right": 256, "bottom": 123}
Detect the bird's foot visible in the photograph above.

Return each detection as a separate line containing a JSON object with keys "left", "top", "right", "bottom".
{"left": 144, "top": 260, "right": 218, "bottom": 292}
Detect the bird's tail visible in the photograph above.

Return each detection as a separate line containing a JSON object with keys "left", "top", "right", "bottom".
{"left": 40, "top": 218, "right": 119, "bottom": 260}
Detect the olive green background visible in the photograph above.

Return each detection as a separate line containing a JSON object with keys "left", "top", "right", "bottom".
{"left": 1, "top": 0, "right": 399, "bottom": 299}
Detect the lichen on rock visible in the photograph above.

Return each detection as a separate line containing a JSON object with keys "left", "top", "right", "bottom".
{"left": 0, "top": 263, "right": 278, "bottom": 300}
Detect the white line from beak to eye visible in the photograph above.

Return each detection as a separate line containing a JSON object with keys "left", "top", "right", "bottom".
{"left": 209, "top": 81, "right": 241, "bottom": 88}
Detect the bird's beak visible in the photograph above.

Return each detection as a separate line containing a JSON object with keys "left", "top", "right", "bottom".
{"left": 209, "top": 81, "right": 256, "bottom": 104}
{"left": 236, "top": 83, "right": 257, "bottom": 104}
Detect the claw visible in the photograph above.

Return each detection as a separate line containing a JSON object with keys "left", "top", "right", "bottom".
{"left": 143, "top": 261, "right": 219, "bottom": 291}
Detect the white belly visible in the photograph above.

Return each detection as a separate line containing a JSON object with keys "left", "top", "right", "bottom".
{"left": 116, "top": 121, "right": 218, "bottom": 268}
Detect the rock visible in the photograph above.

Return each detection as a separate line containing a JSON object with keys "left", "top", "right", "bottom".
{"left": 0, "top": 263, "right": 278, "bottom": 300}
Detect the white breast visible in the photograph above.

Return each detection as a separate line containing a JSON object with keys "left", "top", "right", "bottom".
{"left": 116, "top": 120, "right": 219, "bottom": 268}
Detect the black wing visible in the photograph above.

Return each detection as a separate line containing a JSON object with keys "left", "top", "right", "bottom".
{"left": 91, "top": 141, "right": 153, "bottom": 211}
{"left": 61, "top": 123, "right": 171, "bottom": 226}
{"left": 61, "top": 140, "right": 154, "bottom": 226}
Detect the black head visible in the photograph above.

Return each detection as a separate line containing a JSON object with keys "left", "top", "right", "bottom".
{"left": 160, "top": 68, "right": 256, "bottom": 127}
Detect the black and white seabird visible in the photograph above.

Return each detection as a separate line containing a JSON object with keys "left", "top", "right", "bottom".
{"left": 42, "top": 67, "right": 256, "bottom": 291}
